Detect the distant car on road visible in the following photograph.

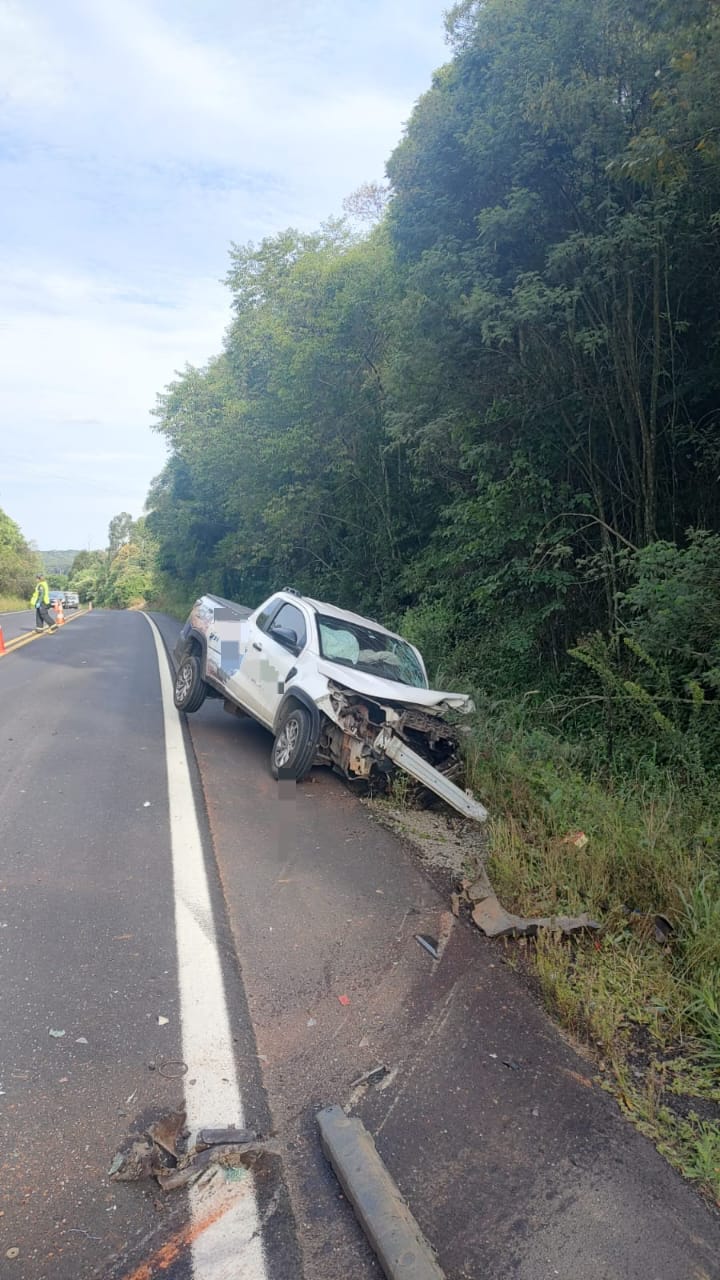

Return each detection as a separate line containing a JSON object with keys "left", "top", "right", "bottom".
{"left": 48, "top": 590, "right": 66, "bottom": 609}
{"left": 64, "top": 592, "right": 79, "bottom": 610}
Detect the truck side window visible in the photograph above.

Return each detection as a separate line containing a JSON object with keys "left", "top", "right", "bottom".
{"left": 256, "top": 597, "right": 282, "bottom": 630}
{"left": 268, "top": 603, "right": 307, "bottom": 651}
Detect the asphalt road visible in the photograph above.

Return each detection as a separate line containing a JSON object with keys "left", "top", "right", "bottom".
{"left": 0, "top": 608, "right": 50, "bottom": 644}
{"left": 1, "top": 610, "right": 719, "bottom": 1280}
{"left": 0, "top": 611, "right": 299, "bottom": 1280}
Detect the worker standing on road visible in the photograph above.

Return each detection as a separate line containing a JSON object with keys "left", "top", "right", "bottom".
{"left": 30, "top": 574, "right": 56, "bottom": 633}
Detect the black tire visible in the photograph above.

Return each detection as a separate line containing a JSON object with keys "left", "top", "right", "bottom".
{"left": 271, "top": 704, "right": 315, "bottom": 780}
{"left": 173, "top": 653, "right": 208, "bottom": 713}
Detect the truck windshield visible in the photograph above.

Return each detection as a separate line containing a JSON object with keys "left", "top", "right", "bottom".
{"left": 317, "top": 616, "right": 427, "bottom": 689}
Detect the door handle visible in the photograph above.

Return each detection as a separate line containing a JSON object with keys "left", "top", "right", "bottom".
{"left": 252, "top": 642, "right": 263, "bottom": 651}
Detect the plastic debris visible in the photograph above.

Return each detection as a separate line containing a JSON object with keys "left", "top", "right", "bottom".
{"left": 415, "top": 934, "right": 439, "bottom": 960}
{"left": 75, "top": 1037, "right": 88, "bottom": 1045}
{"left": 456, "top": 873, "right": 599, "bottom": 939}
{"left": 48, "top": 1029, "right": 65, "bottom": 1038}
{"left": 109, "top": 1110, "right": 279, "bottom": 1192}
{"left": 157, "top": 1016, "right": 169, "bottom": 1026}
{"left": 338, "top": 994, "right": 351, "bottom": 1007}
{"left": 5, "top": 1248, "right": 19, "bottom": 1260}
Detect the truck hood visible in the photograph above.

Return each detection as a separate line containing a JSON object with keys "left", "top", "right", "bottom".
{"left": 317, "top": 660, "right": 474, "bottom": 714}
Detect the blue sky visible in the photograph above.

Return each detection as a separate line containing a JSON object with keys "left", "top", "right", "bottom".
{"left": 0, "top": 0, "right": 448, "bottom": 551}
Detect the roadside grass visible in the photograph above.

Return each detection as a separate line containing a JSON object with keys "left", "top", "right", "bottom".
{"left": 463, "top": 703, "right": 720, "bottom": 1206}
{"left": 0, "top": 594, "right": 29, "bottom": 612}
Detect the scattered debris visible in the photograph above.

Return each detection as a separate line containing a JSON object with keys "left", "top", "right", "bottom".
{"left": 414, "top": 912, "right": 454, "bottom": 961}
{"left": 307, "top": 1018, "right": 317, "bottom": 1027}
{"left": 157, "top": 1015, "right": 169, "bottom": 1026}
{"left": 415, "top": 934, "right": 439, "bottom": 960}
{"left": 561, "top": 830, "right": 589, "bottom": 850}
{"left": 75, "top": 1036, "right": 88, "bottom": 1045}
{"left": 197, "top": 1126, "right": 258, "bottom": 1148}
{"left": 456, "top": 874, "right": 599, "bottom": 940}
{"left": 338, "top": 995, "right": 351, "bottom": 1007}
{"left": 148, "top": 1109, "right": 186, "bottom": 1157}
{"left": 624, "top": 906, "right": 674, "bottom": 945}
{"left": 318, "top": 1106, "right": 446, "bottom": 1279}
{"left": 5, "top": 1248, "right": 20, "bottom": 1260}
{"left": 109, "top": 1109, "right": 278, "bottom": 1192}
{"left": 48, "top": 1029, "right": 65, "bottom": 1038}
{"left": 349, "top": 1065, "right": 389, "bottom": 1091}
{"left": 158, "top": 1060, "right": 188, "bottom": 1079}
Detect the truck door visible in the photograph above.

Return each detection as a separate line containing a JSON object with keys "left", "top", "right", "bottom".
{"left": 250, "top": 601, "right": 309, "bottom": 727}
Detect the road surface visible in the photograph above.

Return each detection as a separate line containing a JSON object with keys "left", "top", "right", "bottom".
{"left": 1, "top": 609, "right": 718, "bottom": 1279}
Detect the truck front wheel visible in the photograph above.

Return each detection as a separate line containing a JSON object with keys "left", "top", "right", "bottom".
{"left": 271, "top": 704, "right": 315, "bottom": 780}
{"left": 173, "top": 653, "right": 208, "bottom": 713}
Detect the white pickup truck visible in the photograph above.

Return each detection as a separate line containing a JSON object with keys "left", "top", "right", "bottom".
{"left": 172, "top": 588, "right": 487, "bottom": 822}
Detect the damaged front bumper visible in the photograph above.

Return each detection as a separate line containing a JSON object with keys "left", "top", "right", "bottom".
{"left": 373, "top": 727, "right": 488, "bottom": 823}
{"left": 317, "top": 686, "right": 488, "bottom": 823}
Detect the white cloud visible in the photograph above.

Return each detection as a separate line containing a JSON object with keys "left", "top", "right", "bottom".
{"left": 0, "top": 1, "right": 69, "bottom": 109}
{"left": 0, "top": 0, "right": 449, "bottom": 546}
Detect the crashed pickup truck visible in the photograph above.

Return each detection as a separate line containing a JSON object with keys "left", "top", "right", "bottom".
{"left": 173, "top": 588, "right": 487, "bottom": 823}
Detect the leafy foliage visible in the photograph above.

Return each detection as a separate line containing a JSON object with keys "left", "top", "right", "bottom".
{"left": 0, "top": 507, "right": 40, "bottom": 599}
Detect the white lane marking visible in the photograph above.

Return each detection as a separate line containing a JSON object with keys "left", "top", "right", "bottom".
{"left": 142, "top": 613, "right": 269, "bottom": 1280}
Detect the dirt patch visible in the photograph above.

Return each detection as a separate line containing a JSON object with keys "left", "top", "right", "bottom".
{"left": 363, "top": 797, "right": 485, "bottom": 878}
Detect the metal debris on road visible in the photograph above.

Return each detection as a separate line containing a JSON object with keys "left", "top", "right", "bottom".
{"left": 197, "top": 1126, "right": 258, "bottom": 1148}
{"left": 109, "top": 1109, "right": 279, "bottom": 1192}
{"left": 317, "top": 1105, "right": 446, "bottom": 1280}
{"left": 350, "top": 1065, "right": 389, "bottom": 1090}
{"left": 415, "top": 934, "right": 439, "bottom": 960}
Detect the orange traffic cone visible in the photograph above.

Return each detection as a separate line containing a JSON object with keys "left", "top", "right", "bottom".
{"left": 0, "top": 625, "right": 5, "bottom": 655}
{"left": 55, "top": 599, "right": 65, "bottom": 626}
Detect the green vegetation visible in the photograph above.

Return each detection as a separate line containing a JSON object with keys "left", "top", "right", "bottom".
{"left": 134, "top": 0, "right": 719, "bottom": 1196}
{"left": 62, "top": 514, "right": 157, "bottom": 609}
{"left": 0, "top": 507, "right": 40, "bottom": 604}
{"left": 40, "top": 549, "right": 82, "bottom": 575}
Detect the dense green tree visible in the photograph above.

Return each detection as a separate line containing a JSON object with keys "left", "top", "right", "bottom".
{"left": 144, "top": 0, "right": 720, "bottom": 719}
{"left": 0, "top": 507, "right": 40, "bottom": 599}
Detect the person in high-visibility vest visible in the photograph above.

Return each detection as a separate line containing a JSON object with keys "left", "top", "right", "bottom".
{"left": 30, "top": 575, "right": 56, "bottom": 632}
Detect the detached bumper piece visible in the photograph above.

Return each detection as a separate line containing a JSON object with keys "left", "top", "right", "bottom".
{"left": 317, "top": 1105, "right": 446, "bottom": 1280}
{"left": 375, "top": 729, "right": 488, "bottom": 823}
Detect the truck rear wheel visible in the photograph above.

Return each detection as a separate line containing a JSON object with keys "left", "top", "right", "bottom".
{"left": 271, "top": 704, "right": 315, "bottom": 780}
{"left": 173, "top": 653, "right": 207, "bottom": 713}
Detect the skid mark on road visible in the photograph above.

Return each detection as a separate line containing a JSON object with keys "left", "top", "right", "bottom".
{"left": 142, "top": 613, "right": 269, "bottom": 1280}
